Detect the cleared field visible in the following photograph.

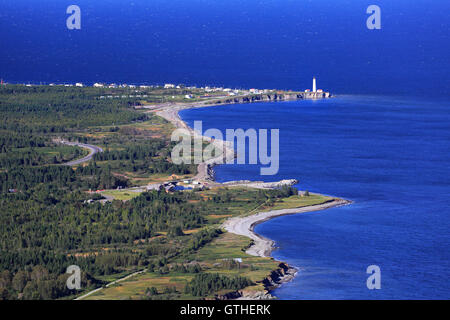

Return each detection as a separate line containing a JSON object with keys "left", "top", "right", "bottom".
{"left": 85, "top": 232, "right": 279, "bottom": 300}
{"left": 260, "top": 193, "right": 333, "bottom": 212}
{"left": 85, "top": 273, "right": 194, "bottom": 300}
{"left": 101, "top": 189, "right": 143, "bottom": 201}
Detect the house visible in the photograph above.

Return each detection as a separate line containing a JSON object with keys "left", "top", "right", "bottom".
{"left": 93, "top": 83, "right": 104, "bottom": 88}
{"left": 164, "top": 185, "right": 175, "bottom": 193}
{"left": 164, "top": 83, "right": 175, "bottom": 89}
{"left": 75, "top": 83, "right": 83, "bottom": 87}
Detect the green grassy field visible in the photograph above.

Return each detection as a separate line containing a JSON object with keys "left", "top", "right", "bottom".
{"left": 101, "top": 189, "right": 143, "bottom": 201}
{"left": 260, "top": 193, "right": 332, "bottom": 212}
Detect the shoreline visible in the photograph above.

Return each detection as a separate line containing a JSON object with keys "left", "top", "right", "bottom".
{"left": 154, "top": 102, "right": 236, "bottom": 184}
{"left": 222, "top": 199, "right": 351, "bottom": 300}
{"left": 149, "top": 98, "right": 351, "bottom": 299}
{"left": 222, "top": 199, "right": 352, "bottom": 258}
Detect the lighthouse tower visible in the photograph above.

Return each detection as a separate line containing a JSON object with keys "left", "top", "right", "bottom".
{"left": 312, "top": 77, "right": 317, "bottom": 93}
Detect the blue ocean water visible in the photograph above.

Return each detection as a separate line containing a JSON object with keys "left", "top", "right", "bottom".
{"left": 180, "top": 95, "right": 450, "bottom": 299}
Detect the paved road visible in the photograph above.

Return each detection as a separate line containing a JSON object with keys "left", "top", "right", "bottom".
{"left": 59, "top": 141, "right": 103, "bottom": 166}
{"left": 74, "top": 269, "right": 146, "bottom": 300}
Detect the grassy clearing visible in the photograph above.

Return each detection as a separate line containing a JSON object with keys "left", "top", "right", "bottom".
{"left": 85, "top": 273, "right": 195, "bottom": 300}
{"left": 261, "top": 193, "right": 333, "bottom": 212}
{"left": 101, "top": 189, "right": 143, "bottom": 201}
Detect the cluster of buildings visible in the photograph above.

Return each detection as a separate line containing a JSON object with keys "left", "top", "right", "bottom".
{"left": 99, "top": 94, "right": 149, "bottom": 99}
{"left": 11, "top": 77, "right": 327, "bottom": 97}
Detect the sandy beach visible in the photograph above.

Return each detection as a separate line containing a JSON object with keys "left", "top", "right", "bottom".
{"left": 223, "top": 199, "right": 351, "bottom": 258}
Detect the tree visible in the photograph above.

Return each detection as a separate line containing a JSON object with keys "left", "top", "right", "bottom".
{"left": 168, "top": 226, "right": 184, "bottom": 238}
{"left": 145, "top": 287, "right": 158, "bottom": 296}
{"left": 12, "top": 271, "right": 28, "bottom": 292}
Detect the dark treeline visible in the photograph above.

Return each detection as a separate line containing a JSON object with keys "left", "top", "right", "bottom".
{"left": 93, "top": 142, "right": 196, "bottom": 175}
{"left": 0, "top": 134, "right": 46, "bottom": 150}
{"left": 94, "top": 142, "right": 165, "bottom": 161}
{"left": 0, "top": 266, "right": 103, "bottom": 300}
{"left": 0, "top": 163, "right": 129, "bottom": 192}
{"left": 0, "top": 190, "right": 207, "bottom": 254}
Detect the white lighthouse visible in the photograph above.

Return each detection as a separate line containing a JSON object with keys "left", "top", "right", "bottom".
{"left": 312, "top": 77, "right": 317, "bottom": 93}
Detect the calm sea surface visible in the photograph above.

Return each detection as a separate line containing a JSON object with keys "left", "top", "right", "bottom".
{"left": 180, "top": 95, "right": 450, "bottom": 299}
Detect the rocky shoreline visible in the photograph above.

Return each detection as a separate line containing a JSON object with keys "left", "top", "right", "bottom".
{"left": 216, "top": 263, "right": 299, "bottom": 300}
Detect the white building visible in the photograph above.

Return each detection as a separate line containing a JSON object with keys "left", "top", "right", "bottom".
{"left": 312, "top": 77, "right": 317, "bottom": 93}
{"left": 164, "top": 84, "right": 175, "bottom": 89}
{"left": 75, "top": 83, "right": 84, "bottom": 87}
{"left": 93, "top": 83, "right": 104, "bottom": 88}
